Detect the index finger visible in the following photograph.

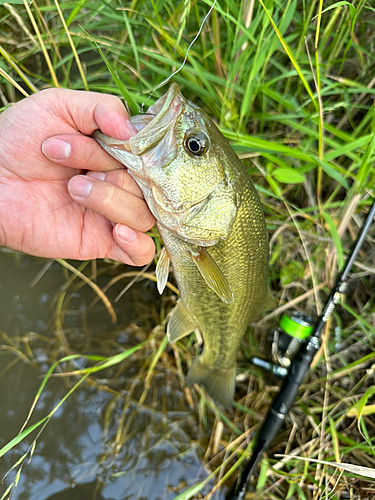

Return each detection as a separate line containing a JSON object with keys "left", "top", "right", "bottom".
{"left": 42, "top": 133, "right": 126, "bottom": 172}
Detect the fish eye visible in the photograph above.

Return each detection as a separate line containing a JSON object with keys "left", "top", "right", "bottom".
{"left": 184, "top": 130, "right": 209, "bottom": 157}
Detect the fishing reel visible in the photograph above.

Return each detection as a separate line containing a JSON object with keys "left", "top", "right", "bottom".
{"left": 252, "top": 311, "right": 314, "bottom": 377}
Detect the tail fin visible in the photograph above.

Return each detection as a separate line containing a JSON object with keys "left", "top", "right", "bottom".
{"left": 185, "top": 356, "right": 236, "bottom": 407}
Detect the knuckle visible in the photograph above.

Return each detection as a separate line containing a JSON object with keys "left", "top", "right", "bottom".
{"left": 119, "top": 170, "right": 133, "bottom": 189}
{"left": 101, "top": 185, "right": 117, "bottom": 210}
{"left": 133, "top": 239, "right": 155, "bottom": 265}
{"left": 84, "top": 146, "right": 96, "bottom": 166}
{"left": 32, "top": 88, "right": 70, "bottom": 118}
{"left": 108, "top": 169, "right": 129, "bottom": 189}
{"left": 33, "top": 88, "right": 64, "bottom": 107}
{"left": 118, "top": 170, "right": 142, "bottom": 197}
{"left": 107, "top": 94, "right": 124, "bottom": 108}
{"left": 36, "top": 88, "right": 58, "bottom": 99}
{"left": 43, "top": 88, "right": 59, "bottom": 96}
{"left": 137, "top": 206, "right": 155, "bottom": 232}
{"left": 142, "top": 238, "right": 156, "bottom": 258}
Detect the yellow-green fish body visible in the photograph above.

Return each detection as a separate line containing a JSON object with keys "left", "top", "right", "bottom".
{"left": 94, "top": 84, "right": 273, "bottom": 406}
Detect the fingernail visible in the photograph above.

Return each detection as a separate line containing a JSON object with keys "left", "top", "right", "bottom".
{"left": 126, "top": 119, "right": 138, "bottom": 136}
{"left": 87, "top": 171, "right": 106, "bottom": 181}
{"left": 42, "top": 138, "right": 71, "bottom": 160}
{"left": 116, "top": 224, "right": 136, "bottom": 243}
{"left": 68, "top": 176, "right": 93, "bottom": 197}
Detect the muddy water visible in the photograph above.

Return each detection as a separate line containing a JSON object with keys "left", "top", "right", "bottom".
{"left": 0, "top": 250, "right": 223, "bottom": 500}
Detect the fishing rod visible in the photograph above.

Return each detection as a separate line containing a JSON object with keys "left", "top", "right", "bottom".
{"left": 228, "top": 198, "right": 375, "bottom": 500}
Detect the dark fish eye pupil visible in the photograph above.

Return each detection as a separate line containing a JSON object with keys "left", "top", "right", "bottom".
{"left": 189, "top": 138, "right": 200, "bottom": 153}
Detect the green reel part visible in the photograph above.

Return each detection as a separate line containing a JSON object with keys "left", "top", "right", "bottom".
{"left": 279, "top": 312, "right": 314, "bottom": 340}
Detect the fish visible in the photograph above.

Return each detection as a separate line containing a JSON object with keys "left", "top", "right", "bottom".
{"left": 94, "top": 83, "right": 274, "bottom": 407}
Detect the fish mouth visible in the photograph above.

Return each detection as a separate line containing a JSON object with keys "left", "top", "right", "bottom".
{"left": 93, "top": 83, "right": 182, "bottom": 157}
{"left": 93, "top": 84, "right": 186, "bottom": 229}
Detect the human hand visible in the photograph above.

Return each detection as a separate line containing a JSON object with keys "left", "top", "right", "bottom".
{"left": 0, "top": 89, "right": 155, "bottom": 266}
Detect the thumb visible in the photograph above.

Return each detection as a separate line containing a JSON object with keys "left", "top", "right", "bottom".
{"left": 37, "top": 88, "right": 137, "bottom": 139}
{"left": 39, "top": 88, "right": 138, "bottom": 170}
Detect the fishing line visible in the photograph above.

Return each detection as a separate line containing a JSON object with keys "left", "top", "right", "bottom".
{"left": 141, "top": 0, "right": 218, "bottom": 111}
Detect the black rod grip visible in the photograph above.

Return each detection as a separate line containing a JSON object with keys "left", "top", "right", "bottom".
{"left": 270, "top": 336, "right": 319, "bottom": 421}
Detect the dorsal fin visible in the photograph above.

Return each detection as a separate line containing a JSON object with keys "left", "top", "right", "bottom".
{"left": 189, "top": 247, "right": 234, "bottom": 304}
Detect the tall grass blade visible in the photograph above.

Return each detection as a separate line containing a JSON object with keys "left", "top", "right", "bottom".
{"left": 0, "top": 44, "right": 38, "bottom": 93}
{"left": 322, "top": 210, "right": 344, "bottom": 269}
{"left": 53, "top": 0, "right": 88, "bottom": 90}
{"left": 22, "top": 0, "right": 59, "bottom": 87}
{"left": 277, "top": 455, "right": 375, "bottom": 479}
{"left": 256, "top": 0, "right": 317, "bottom": 109}
{"left": 81, "top": 29, "right": 139, "bottom": 115}
{"left": 56, "top": 259, "right": 116, "bottom": 323}
{"left": 0, "top": 67, "right": 29, "bottom": 97}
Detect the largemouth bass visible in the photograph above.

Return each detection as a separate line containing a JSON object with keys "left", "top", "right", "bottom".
{"left": 94, "top": 84, "right": 273, "bottom": 407}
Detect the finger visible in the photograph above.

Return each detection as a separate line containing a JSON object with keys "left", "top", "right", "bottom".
{"left": 94, "top": 97, "right": 138, "bottom": 139}
{"left": 112, "top": 224, "right": 155, "bottom": 266}
{"left": 68, "top": 175, "right": 155, "bottom": 232}
{"left": 35, "top": 88, "right": 138, "bottom": 140}
{"left": 42, "top": 134, "right": 124, "bottom": 171}
{"left": 86, "top": 169, "right": 143, "bottom": 199}
{"left": 78, "top": 210, "right": 154, "bottom": 266}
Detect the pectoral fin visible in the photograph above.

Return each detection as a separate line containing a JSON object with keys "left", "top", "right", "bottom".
{"left": 190, "top": 247, "right": 234, "bottom": 304}
{"left": 167, "top": 300, "right": 197, "bottom": 343}
{"left": 155, "top": 247, "right": 170, "bottom": 294}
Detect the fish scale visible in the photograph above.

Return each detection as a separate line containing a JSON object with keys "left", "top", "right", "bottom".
{"left": 94, "top": 83, "right": 273, "bottom": 407}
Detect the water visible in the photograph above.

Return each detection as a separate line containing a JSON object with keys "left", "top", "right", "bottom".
{"left": 0, "top": 250, "right": 224, "bottom": 500}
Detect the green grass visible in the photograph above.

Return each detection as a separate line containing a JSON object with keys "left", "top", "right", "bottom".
{"left": 1, "top": 0, "right": 375, "bottom": 499}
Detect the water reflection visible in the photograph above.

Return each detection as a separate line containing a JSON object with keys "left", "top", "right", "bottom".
{"left": 0, "top": 250, "right": 223, "bottom": 500}
{"left": 43, "top": 482, "right": 108, "bottom": 500}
